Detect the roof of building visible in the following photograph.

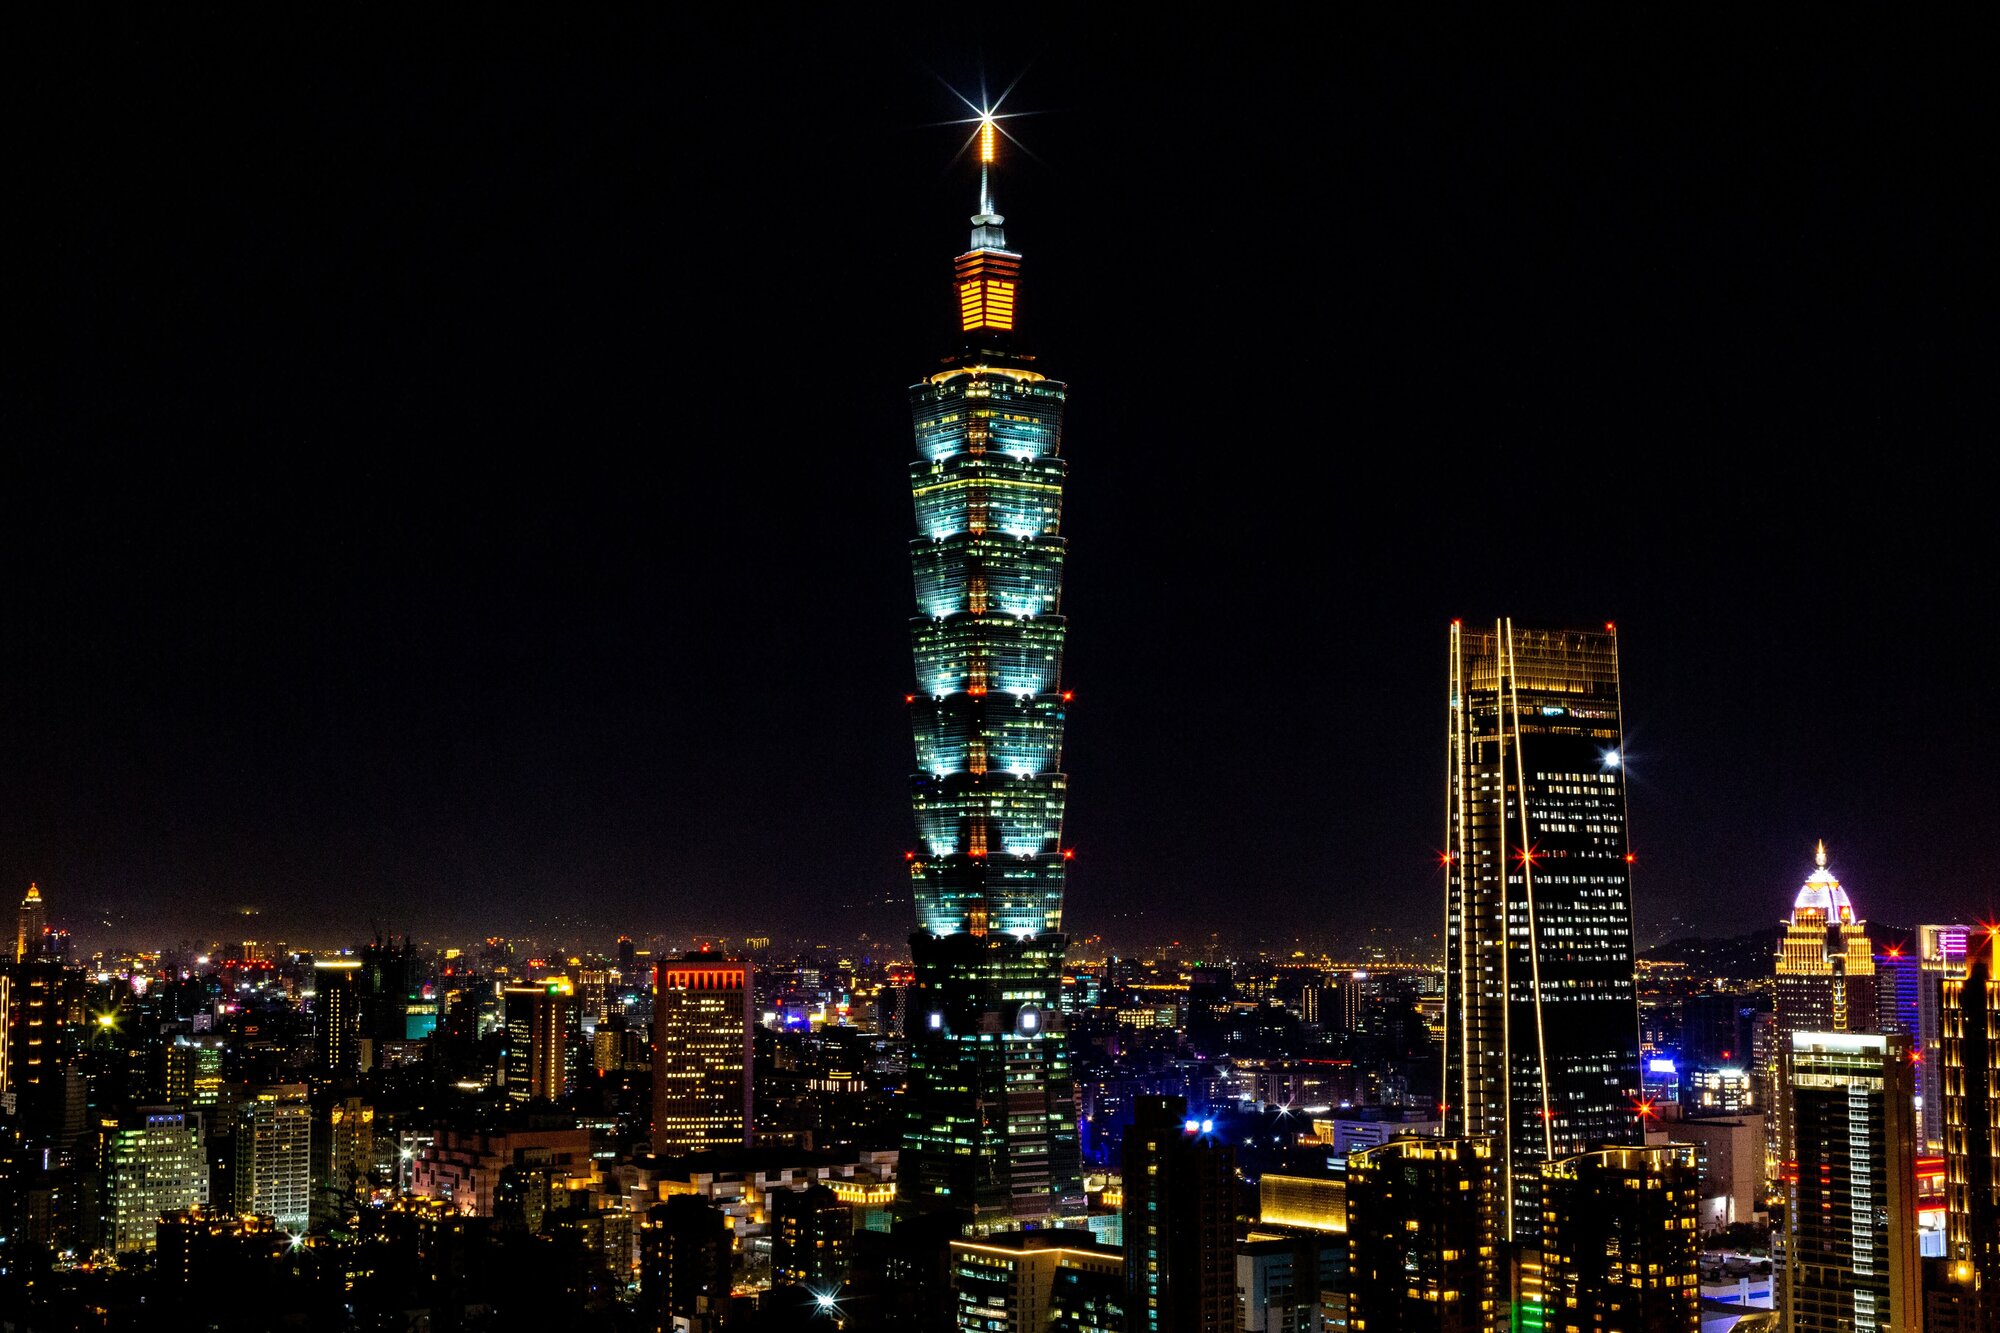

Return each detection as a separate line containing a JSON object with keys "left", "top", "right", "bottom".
{"left": 1792, "top": 840, "right": 1855, "bottom": 923}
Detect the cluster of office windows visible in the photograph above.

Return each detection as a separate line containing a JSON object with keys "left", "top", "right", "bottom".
{"left": 912, "top": 532, "right": 1067, "bottom": 620}
{"left": 912, "top": 616, "right": 1068, "bottom": 698}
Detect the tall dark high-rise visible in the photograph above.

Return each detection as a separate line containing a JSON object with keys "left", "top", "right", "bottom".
{"left": 502, "top": 979, "right": 579, "bottom": 1105}
{"left": 313, "top": 958, "right": 362, "bottom": 1076}
{"left": 1442, "top": 621, "right": 1641, "bottom": 1240}
{"left": 640, "top": 1194, "right": 733, "bottom": 1333}
{"left": 771, "top": 1182, "right": 853, "bottom": 1291}
{"left": 1121, "top": 1096, "right": 1236, "bottom": 1333}
{"left": 898, "top": 117, "right": 1082, "bottom": 1223}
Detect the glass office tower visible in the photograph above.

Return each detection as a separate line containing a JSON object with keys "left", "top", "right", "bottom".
{"left": 1781, "top": 1032, "right": 1919, "bottom": 1333}
{"left": 898, "top": 123, "right": 1082, "bottom": 1224}
{"left": 1443, "top": 620, "right": 1642, "bottom": 1241}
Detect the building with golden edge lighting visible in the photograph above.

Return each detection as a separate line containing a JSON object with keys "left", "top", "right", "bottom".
{"left": 1442, "top": 621, "right": 1641, "bottom": 1242}
{"left": 949, "top": 1229, "right": 1123, "bottom": 1333}
{"left": 15, "top": 880, "right": 47, "bottom": 961}
{"left": 1769, "top": 842, "right": 1878, "bottom": 1172}
{"left": 899, "top": 115, "right": 1082, "bottom": 1224}
{"left": 503, "top": 977, "right": 579, "bottom": 1104}
{"left": 1939, "top": 930, "right": 2000, "bottom": 1333}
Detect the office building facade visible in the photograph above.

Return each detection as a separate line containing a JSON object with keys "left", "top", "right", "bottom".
{"left": 651, "top": 960, "right": 752, "bottom": 1153}
{"left": 1781, "top": 1032, "right": 1918, "bottom": 1333}
{"left": 313, "top": 958, "right": 363, "bottom": 1076}
{"left": 235, "top": 1083, "right": 312, "bottom": 1233}
{"left": 107, "top": 1108, "right": 208, "bottom": 1253}
{"left": 899, "top": 118, "right": 1081, "bottom": 1223}
{"left": 1533, "top": 1144, "right": 1699, "bottom": 1333}
{"left": 1443, "top": 621, "right": 1640, "bottom": 1239}
{"left": 1942, "top": 932, "right": 2000, "bottom": 1333}
{"left": 1237, "top": 1232, "right": 1327, "bottom": 1333}
{"left": 503, "top": 978, "right": 579, "bottom": 1104}
{"left": 771, "top": 1182, "right": 853, "bottom": 1291}
{"left": 164, "top": 1035, "right": 226, "bottom": 1108}
{"left": 1773, "top": 844, "right": 1877, "bottom": 1039}
{"left": 1345, "top": 1135, "right": 1503, "bottom": 1333}
{"left": 1123, "top": 1096, "right": 1236, "bottom": 1333}
{"left": 1921, "top": 924, "right": 1974, "bottom": 1154}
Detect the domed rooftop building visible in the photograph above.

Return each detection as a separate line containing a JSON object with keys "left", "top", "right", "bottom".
{"left": 1790, "top": 841, "right": 1856, "bottom": 925}
{"left": 1770, "top": 841, "right": 1878, "bottom": 1174}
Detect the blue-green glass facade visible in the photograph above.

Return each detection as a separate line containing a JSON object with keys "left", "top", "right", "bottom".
{"left": 898, "top": 190, "right": 1083, "bottom": 1224}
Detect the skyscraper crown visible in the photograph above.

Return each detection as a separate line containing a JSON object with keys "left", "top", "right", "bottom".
{"left": 954, "top": 117, "right": 1021, "bottom": 336}
{"left": 1792, "top": 840, "right": 1856, "bottom": 923}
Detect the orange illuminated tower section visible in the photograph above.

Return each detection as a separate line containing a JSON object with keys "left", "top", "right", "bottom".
{"left": 954, "top": 119, "right": 1020, "bottom": 335}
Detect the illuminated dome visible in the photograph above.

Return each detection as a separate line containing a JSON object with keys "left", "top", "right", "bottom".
{"left": 1791, "top": 840, "right": 1855, "bottom": 923}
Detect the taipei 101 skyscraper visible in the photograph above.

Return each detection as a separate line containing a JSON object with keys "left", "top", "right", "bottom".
{"left": 897, "top": 117, "right": 1083, "bottom": 1223}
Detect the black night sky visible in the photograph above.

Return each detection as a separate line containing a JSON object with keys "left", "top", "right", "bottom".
{"left": 8, "top": 13, "right": 1994, "bottom": 950}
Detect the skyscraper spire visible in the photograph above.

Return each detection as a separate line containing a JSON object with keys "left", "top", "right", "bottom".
{"left": 1816, "top": 838, "right": 1828, "bottom": 869}
{"left": 978, "top": 115, "right": 997, "bottom": 218}
{"left": 956, "top": 115, "right": 1019, "bottom": 338}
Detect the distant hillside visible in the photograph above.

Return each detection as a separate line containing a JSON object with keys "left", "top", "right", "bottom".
{"left": 1643, "top": 921, "right": 1913, "bottom": 979}
{"left": 1642, "top": 928, "right": 1782, "bottom": 979}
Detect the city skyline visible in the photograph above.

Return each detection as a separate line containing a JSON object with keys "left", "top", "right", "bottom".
{"left": 8, "top": 14, "right": 1998, "bottom": 1332}
{"left": 10, "top": 16, "right": 1995, "bottom": 950}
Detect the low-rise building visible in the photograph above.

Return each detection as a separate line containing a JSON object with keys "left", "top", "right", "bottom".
{"left": 950, "top": 1230, "right": 1123, "bottom": 1333}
